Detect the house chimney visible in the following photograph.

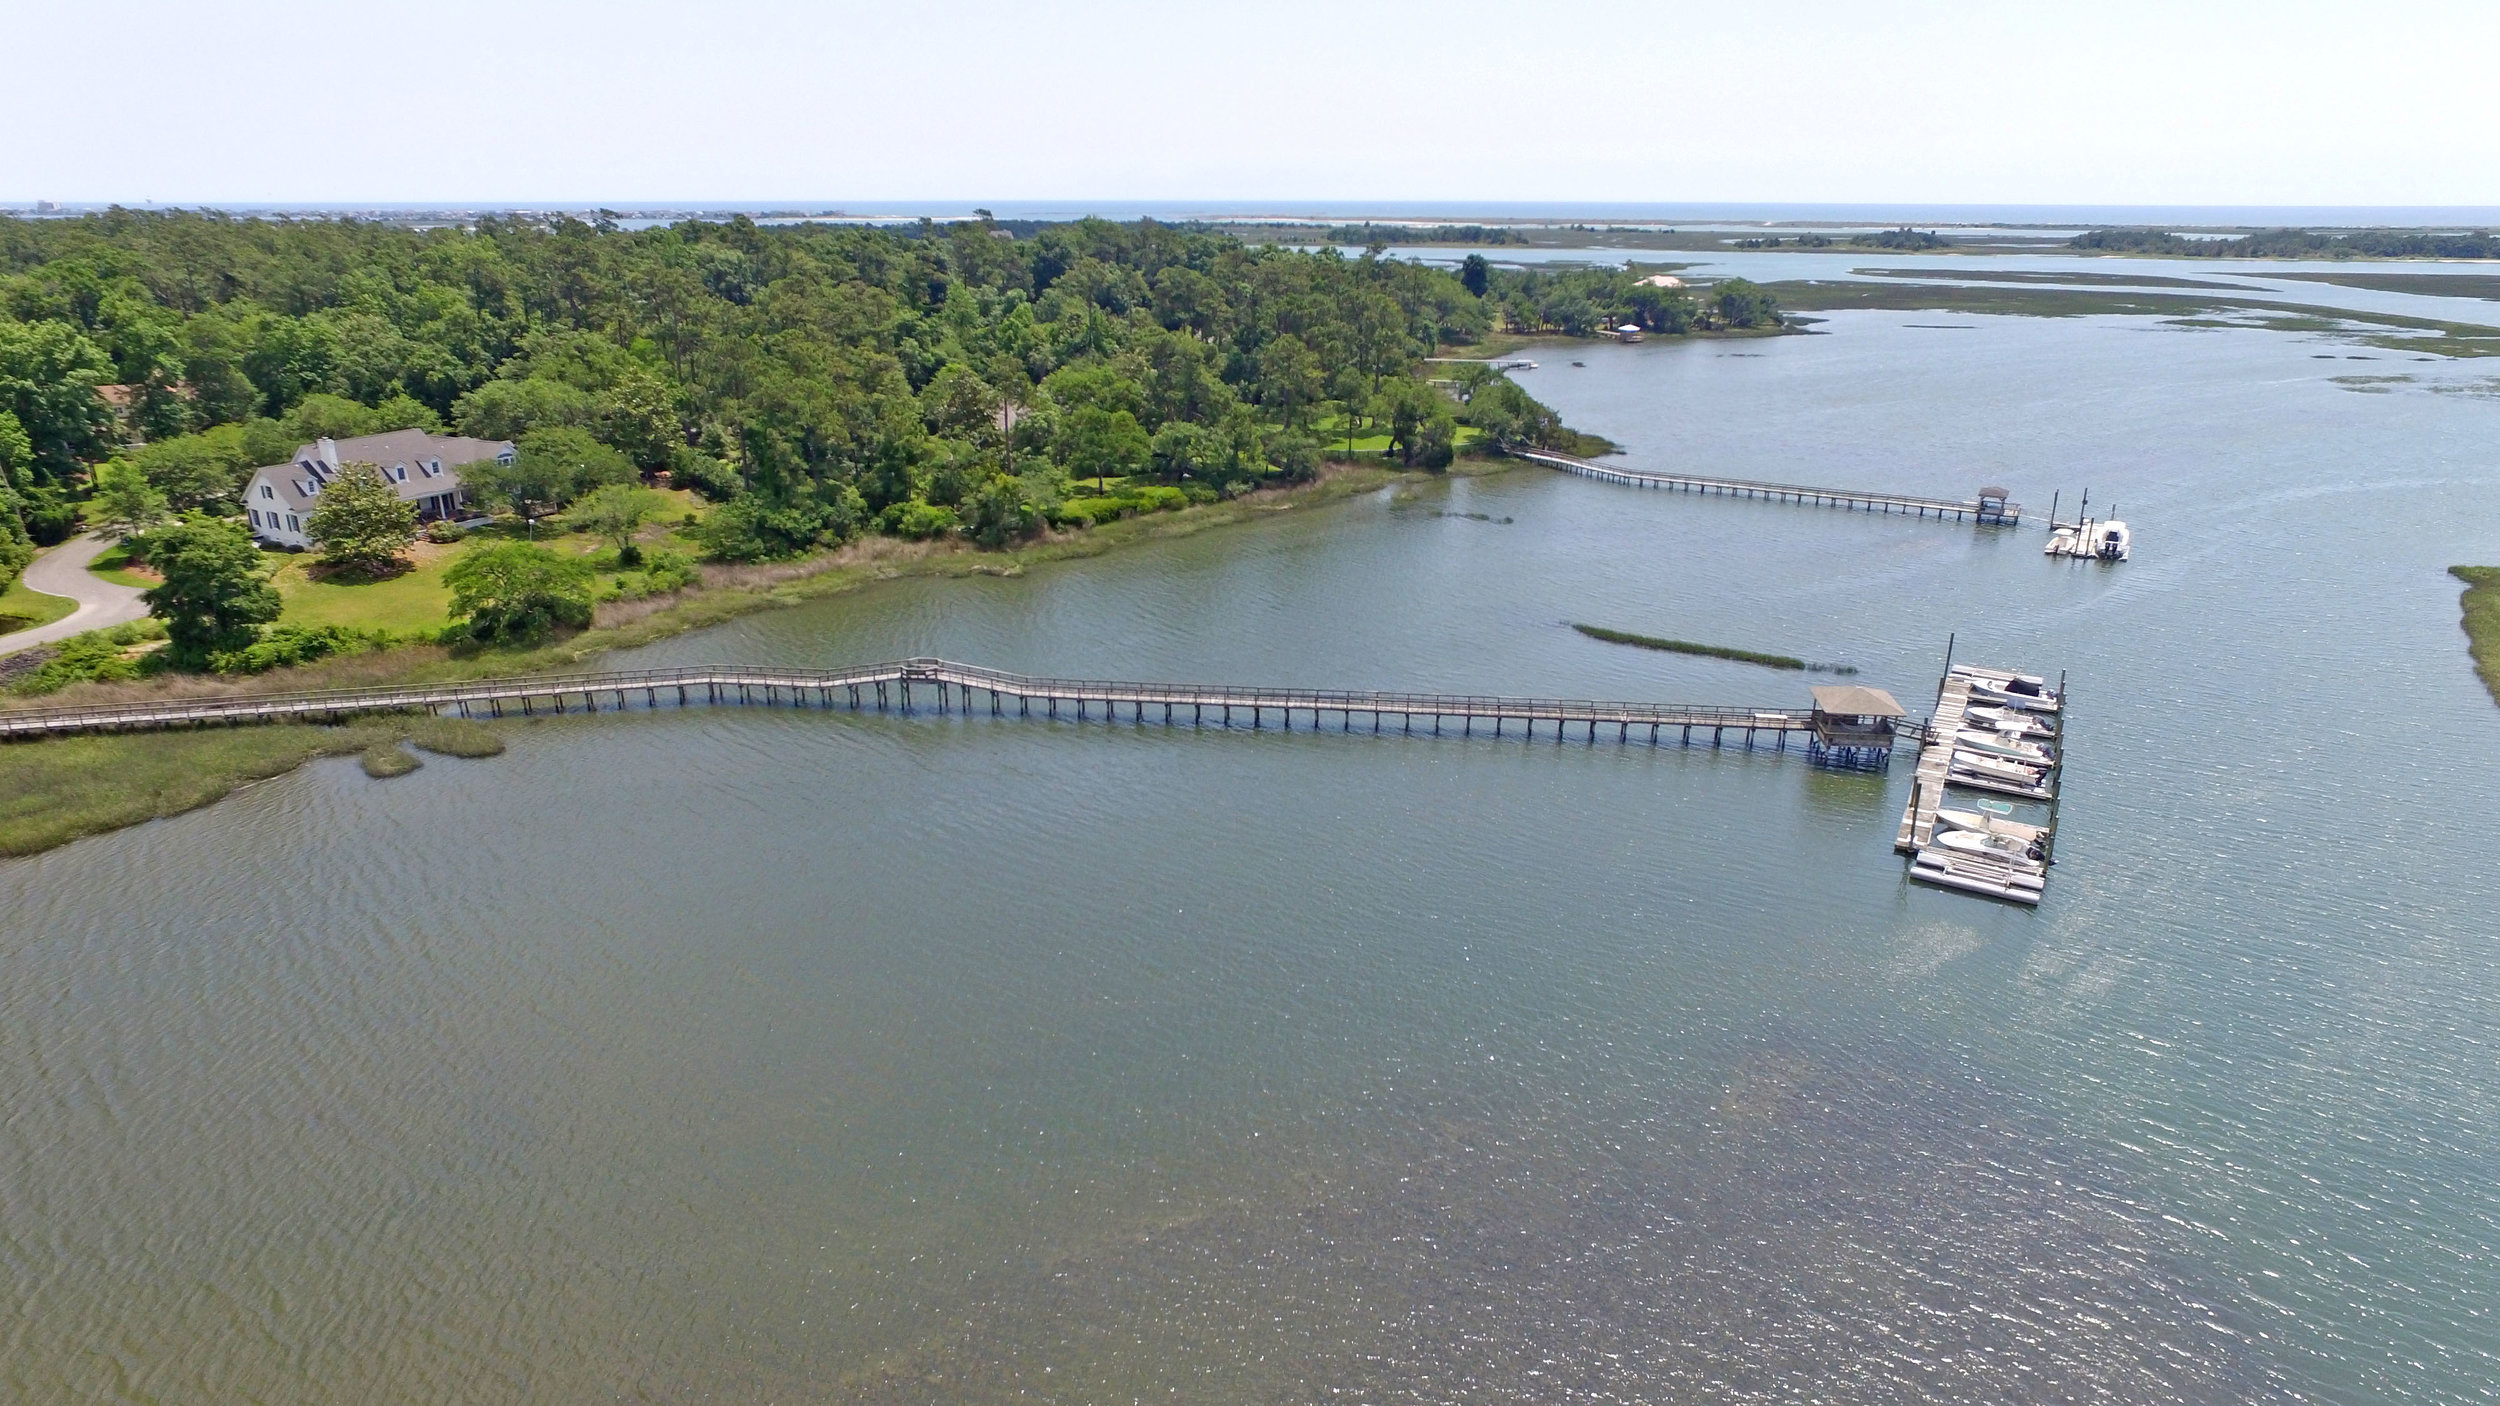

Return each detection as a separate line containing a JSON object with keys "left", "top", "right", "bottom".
{"left": 317, "top": 436, "right": 339, "bottom": 468}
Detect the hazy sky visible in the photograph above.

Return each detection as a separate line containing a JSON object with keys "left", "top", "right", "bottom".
{"left": 8, "top": 0, "right": 2497, "bottom": 206}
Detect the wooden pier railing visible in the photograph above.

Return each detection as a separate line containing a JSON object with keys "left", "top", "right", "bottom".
{"left": 0, "top": 657, "right": 1820, "bottom": 750}
{"left": 1512, "top": 449, "right": 2021, "bottom": 524}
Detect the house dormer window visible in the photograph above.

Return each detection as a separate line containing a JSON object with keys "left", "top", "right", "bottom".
{"left": 394, "top": 465, "right": 408, "bottom": 482}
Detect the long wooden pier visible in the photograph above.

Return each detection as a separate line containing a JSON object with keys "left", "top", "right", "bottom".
{"left": 1513, "top": 449, "right": 2022, "bottom": 524}
{"left": 0, "top": 657, "right": 1829, "bottom": 750}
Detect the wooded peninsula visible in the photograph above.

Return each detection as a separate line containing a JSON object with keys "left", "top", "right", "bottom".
{"left": 0, "top": 210, "right": 1789, "bottom": 851}
{"left": 0, "top": 211, "right": 1782, "bottom": 678}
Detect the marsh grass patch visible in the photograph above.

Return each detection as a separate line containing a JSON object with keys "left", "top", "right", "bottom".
{"left": 402, "top": 715, "right": 507, "bottom": 758}
{"left": 360, "top": 743, "right": 421, "bottom": 778}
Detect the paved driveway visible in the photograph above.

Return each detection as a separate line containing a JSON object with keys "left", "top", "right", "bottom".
{"left": 0, "top": 533, "right": 153, "bottom": 657}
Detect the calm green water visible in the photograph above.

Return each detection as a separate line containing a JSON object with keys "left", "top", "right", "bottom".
{"left": 7, "top": 307, "right": 2498, "bottom": 1403}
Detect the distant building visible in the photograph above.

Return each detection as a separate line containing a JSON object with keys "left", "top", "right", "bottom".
{"left": 243, "top": 429, "right": 513, "bottom": 549}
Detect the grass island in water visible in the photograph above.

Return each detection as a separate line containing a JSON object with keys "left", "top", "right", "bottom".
{"left": 1571, "top": 622, "right": 1860, "bottom": 674}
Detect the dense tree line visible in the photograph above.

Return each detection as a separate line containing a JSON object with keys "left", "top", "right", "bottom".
{"left": 1467, "top": 258, "right": 1783, "bottom": 337}
{"left": 2070, "top": 227, "right": 2500, "bottom": 260}
{"left": 1850, "top": 228, "right": 1951, "bottom": 251}
{"left": 1315, "top": 223, "right": 1528, "bottom": 246}
{"left": 0, "top": 209, "right": 1651, "bottom": 579}
{"left": 0, "top": 210, "right": 1790, "bottom": 599}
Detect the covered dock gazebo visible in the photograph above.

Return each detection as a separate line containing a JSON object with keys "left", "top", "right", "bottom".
{"left": 1807, "top": 684, "right": 1906, "bottom": 770}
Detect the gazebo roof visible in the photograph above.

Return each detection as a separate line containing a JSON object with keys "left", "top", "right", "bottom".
{"left": 1810, "top": 685, "right": 1906, "bottom": 718}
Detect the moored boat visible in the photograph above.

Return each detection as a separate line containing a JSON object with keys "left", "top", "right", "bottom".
{"left": 1951, "top": 749, "right": 2049, "bottom": 784}
{"left": 1967, "top": 680, "right": 2060, "bottom": 712}
{"left": 1934, "top": 828, "right": 2047, "bottom": 866}
{"left": 1935, "top": 807, "right": 2047, "bottom": 843}
{"left": 1965, "top": 705, "right": 2058, "bottom": 737}
{"left": 1955, "top": 728, "right": 2055, "bottom": 763}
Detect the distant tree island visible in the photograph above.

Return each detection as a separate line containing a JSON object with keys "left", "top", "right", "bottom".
{"left": 2072, "top": 227, "right": 2500, "bottom": 260}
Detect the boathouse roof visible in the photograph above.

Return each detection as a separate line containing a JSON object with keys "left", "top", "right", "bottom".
{"left": 1810, "top": 685, "right": 1905, "bottom": 718}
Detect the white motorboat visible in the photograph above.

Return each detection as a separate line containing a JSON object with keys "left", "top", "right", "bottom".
{"left": 1967, "top": 679, "right": 2059, "bottom": 712}
{"left": 1953, "top": 666, "right": 2048, "bottom": 690}
{"left": 2093, "top": 519, "right": 2131, "bottom": 561}
{"left": 2044, "top": 526, "right": 2077, "bottom": 556}
{"left": 1973, "top": 715, "right": 2058, "bottom": 743}
{"left": 1935, "top": 807, "right": 2046, "bottom": 842}
{"left": 1951, "top": 750, "right": 2049, "bottom": 784}
{"left": 1934, "top": 828, "right": 2046, "bottom": 866}
{"left": 1966, "top": 705, "right": 2058, "bottom": 737}
{"left": 1955, "top": 729, "right": 2055, "bottom": 764}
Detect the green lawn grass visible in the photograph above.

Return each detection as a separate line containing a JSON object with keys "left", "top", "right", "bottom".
{"left": 268, "top": 506, "right": 700, "bottom": 637}
{"left": 1308, "top": 415, "right": 1485, "bottom": 457}
{"left": 272, "top": 544, "right": 459, "bottom": 634}
{"left": 87, "top": 543, "right": 160, "bottom": 590}
{"left": 0, "top": 571, "right": 80, "bottom": 635}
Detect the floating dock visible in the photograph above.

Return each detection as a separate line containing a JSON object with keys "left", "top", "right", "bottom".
{"left": 1894, "top": 663, "right": 2066, "bottom": 906}
{"left": 1513, "top": 449, "right": 2022, "bottom": 524}
{"left": 2045, "top": 515, "right": 2129, "bottom": 561}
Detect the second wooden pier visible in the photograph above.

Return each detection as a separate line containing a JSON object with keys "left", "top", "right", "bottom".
{"left": 1514, "top": 449, "right": 2023, "bottom": 525}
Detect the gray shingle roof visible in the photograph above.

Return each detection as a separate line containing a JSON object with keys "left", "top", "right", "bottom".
{"left": 245, "top": 428, "right": 513, "bottom": 520}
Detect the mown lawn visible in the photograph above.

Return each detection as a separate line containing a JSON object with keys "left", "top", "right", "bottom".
{"left": 0, "top": 571, "right": 79, "bottom": 636}
{"left": 272, "top": 541, "right": 461, "bottom": 633}
{"left": 87, "top": 543, "right": 162, "bottom": 590}
{"left": 268, "top": 501, "right": 705, "bottom": 636}
{"left": 1308, "top": 415, "right": 1486, "bottom": 457}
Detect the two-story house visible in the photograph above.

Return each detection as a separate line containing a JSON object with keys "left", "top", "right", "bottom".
{"left": 243, "top": 429, "right": 515, "bottom": 549}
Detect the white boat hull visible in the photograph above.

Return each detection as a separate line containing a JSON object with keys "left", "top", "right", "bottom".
{"left": 1952, "top": 749, "right": 2048, "bottom": 781}
{"left": 1955, "top": 729, "right": 2054, "bottom": 763}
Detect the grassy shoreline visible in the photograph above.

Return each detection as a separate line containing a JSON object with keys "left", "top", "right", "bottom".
{"left": 2453, "top": 567, "right": 2500, "bottom": 706}
{"left": 0, "top": 716, "right": 503, "bottom": 858}
{"left": 0, "top": 461, "right": 1449, "bottom": 857}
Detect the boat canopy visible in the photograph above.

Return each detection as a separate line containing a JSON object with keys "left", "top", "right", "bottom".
{"left": 1810, "top": 685, "right": 1906, "bottom": 719}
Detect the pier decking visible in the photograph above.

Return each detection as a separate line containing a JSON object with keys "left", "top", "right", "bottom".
{"left": 1513, "top": 449, "right": 2022, "bottom": 524}
{"left": 0, "top": 657, "right": 1828, "bottom": 750}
